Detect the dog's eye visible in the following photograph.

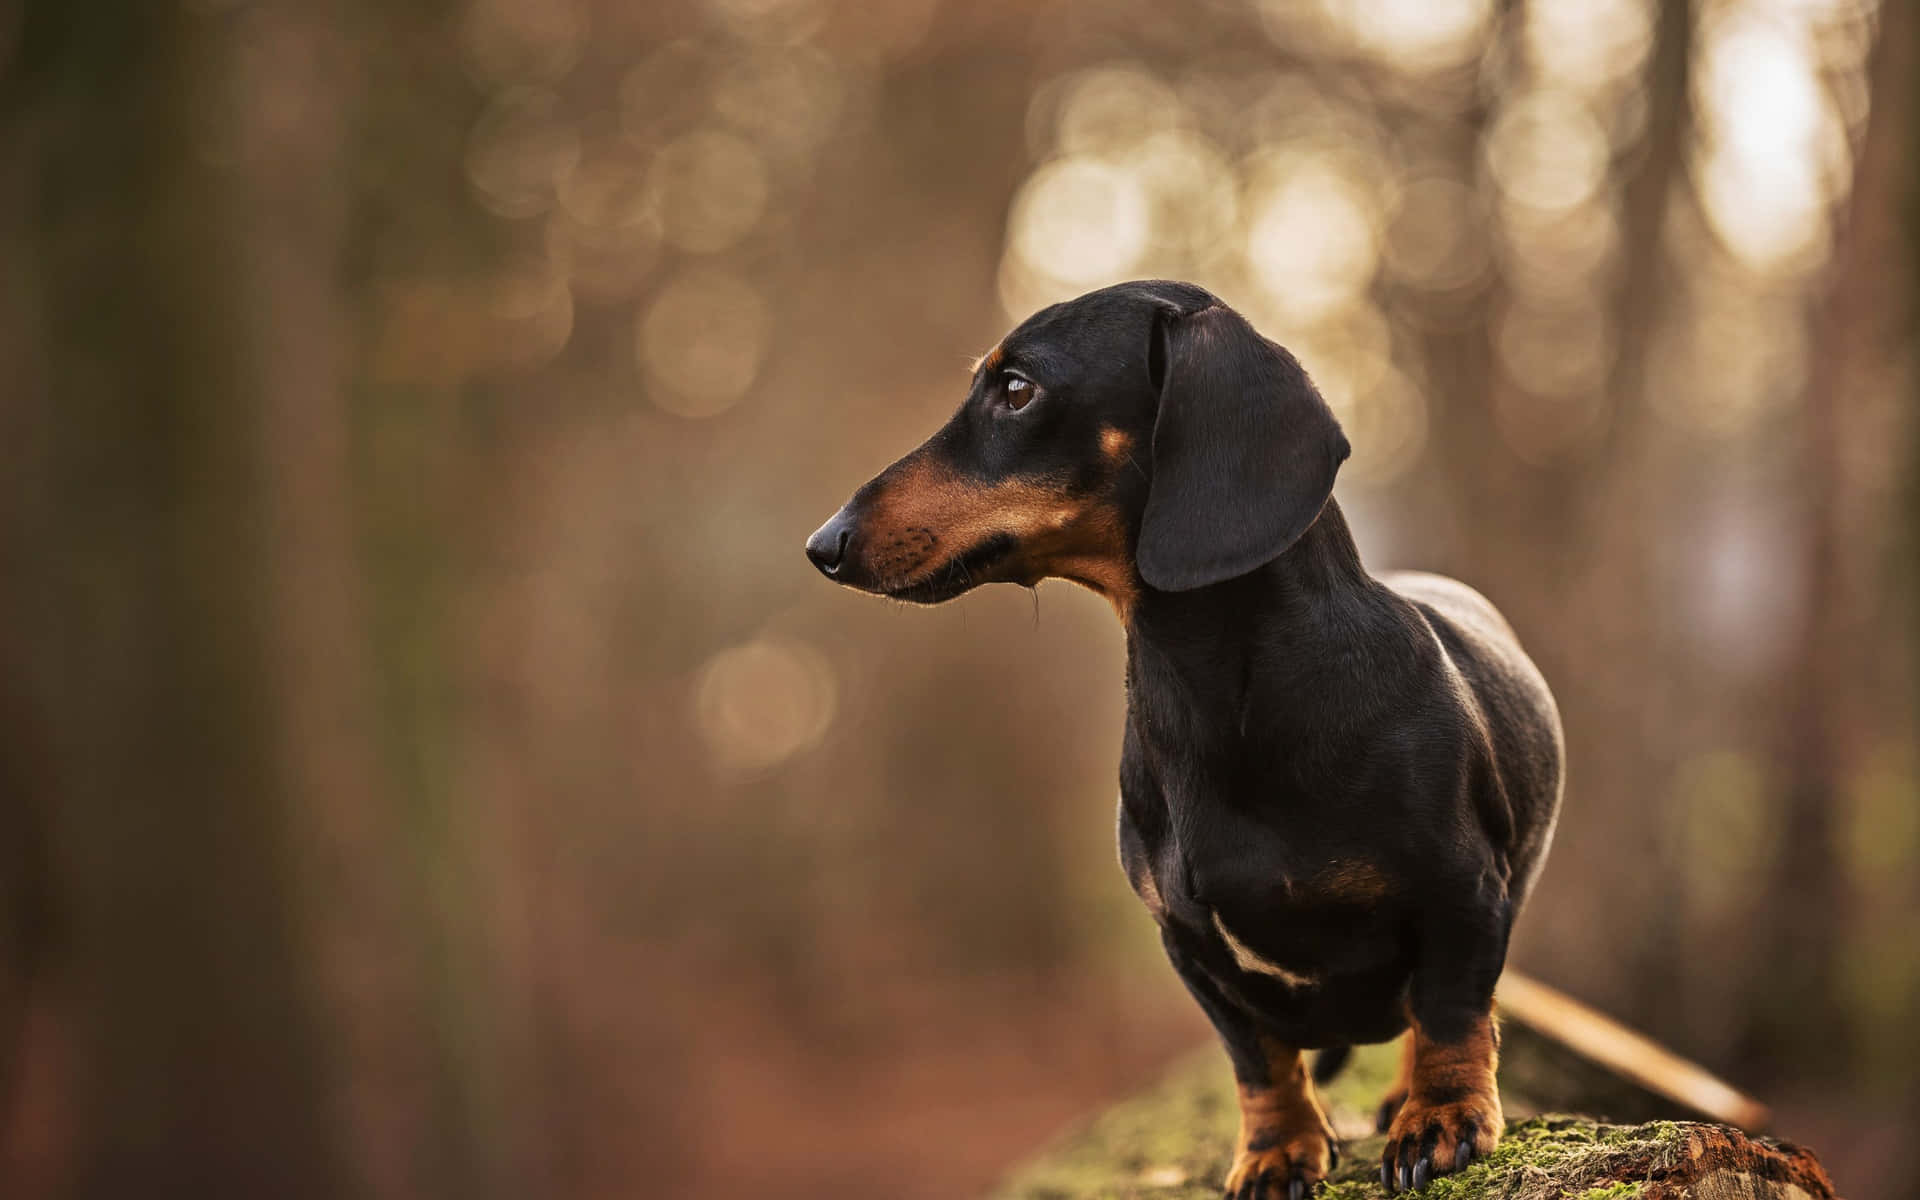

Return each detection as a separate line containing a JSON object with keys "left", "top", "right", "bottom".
{"left": 1003, "top": 376, "right": 1036, "bottom": 411}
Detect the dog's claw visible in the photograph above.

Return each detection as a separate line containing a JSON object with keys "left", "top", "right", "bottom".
{"left": 1288, "top": 1173, "right": 1305, "bottom": 1200}
{"left": 1380, "top": 1109, "right": 1494, "bottom": 1193}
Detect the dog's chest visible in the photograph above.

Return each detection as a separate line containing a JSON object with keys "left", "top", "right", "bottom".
{"left": 1126, "top": 815, "right": 1396, "bottom": 981}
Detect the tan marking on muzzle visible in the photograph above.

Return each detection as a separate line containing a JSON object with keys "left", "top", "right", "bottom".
{"left": 860, "top": 456, "right": 1140, "bottom": 617}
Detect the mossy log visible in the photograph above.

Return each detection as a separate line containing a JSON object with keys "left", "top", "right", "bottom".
{"left": 995, "top": 983, "right": 1837, "bottom": 1200}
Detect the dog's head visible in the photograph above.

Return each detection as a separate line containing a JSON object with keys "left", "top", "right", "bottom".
{"left": 804, "top": 280, "right": 1350, "bottom": 615}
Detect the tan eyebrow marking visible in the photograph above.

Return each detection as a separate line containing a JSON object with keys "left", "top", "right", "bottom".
{"left": 1100, "top": 428, "right": 1133, "bottom": 462}
{"left": 972, "top": 344, "right": 1005, "bottom": 374}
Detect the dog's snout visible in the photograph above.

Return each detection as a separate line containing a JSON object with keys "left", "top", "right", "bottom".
{"left": 805, "top": 509, "right": 856, "bottom": 576}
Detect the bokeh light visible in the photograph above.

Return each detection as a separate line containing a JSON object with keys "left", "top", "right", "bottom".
{"left": 711, "top": 46, "right": 845, "bottom": 162}
{"left": 702, "top": 0, "right": 830, "bottom": 44}
{"left": 1693, "top": 9, "right": 1848, "bottom": 273}
{"left": 1335, "top": 366, "right": 1429, "bottom": 485}
{"left": 1494, "top": 303, "right": 1612, "bottom": 463}
{"left": 466, "top": 87, "right": 581, "bottom": 219}
{"left": 1522, "top": 0, "right": 1654, "bottom": 89}
{"left": 551, "top": 137, "right": 662, "bottom": 302}
{"left": 1281, "top": 0, "right": 1494, "bottom": 73}
{"left": 1242, "top": 150, "right": 1381, "bottom": 326}
{"left": 640, "top": 270, "right": 771, "bottom": 417}
{"left": 648, "top": 129, "right": 770, "bottom": 254}
{"left": 1123, "top": 130, "right": 1239, "bottom": 272}
{"left": 1053, "top": 66, "right": 1183, "bottom": 156}
{"left": 692, "top": 636, "right": 838, "bottom": 776}
{"left": 1004, "top": 158, "right": 1150, "bottom": 296}
{"left": 1485, "top": 91, "right": 1612, "bottom": 216}
{"left": 488, "top": 255, "right": 576, "bottom": 370}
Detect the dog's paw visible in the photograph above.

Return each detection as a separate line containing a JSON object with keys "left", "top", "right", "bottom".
{"left": 1224, "top": 1127, "right": 1338, "bottom": 1200}
{"left": 1379, "top": 1089, "right": 1500, "bottom": 1193}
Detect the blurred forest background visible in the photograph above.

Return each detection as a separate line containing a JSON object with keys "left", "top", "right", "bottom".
{"left": 1, "top": 0, "right": 1916, "bottom": 1197}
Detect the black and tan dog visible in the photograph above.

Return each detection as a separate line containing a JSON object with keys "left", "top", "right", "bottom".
{"left": 805, "top": 281, "right": 1563, "bottom": 1198}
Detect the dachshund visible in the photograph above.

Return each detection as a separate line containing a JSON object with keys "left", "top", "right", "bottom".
{"left": 805, "top": 280, "right": 1564, "bottom": 1197}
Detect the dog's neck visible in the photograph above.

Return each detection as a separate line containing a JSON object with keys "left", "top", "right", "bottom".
{"left": 1127, "top": 497, "right": 1374, "bottom": 637}
{"left": 1122, "top": 498, "right": 1393, "bottom": 742}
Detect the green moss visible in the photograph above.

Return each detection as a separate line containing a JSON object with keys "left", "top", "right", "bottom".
{"left": 995, "top": 1042, "right": 1415, "bottom": 1200}
{"left": 996, "top": 1047, "right": 1702, "bottom": 1200}
{"left": 1573, "top": 1184, "right": 1645, "bottom": 1200}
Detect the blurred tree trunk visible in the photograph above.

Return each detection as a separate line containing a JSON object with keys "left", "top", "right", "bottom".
{"left": 2, "top": 1, "right": 542, "bottom": 1196}
{"left": 1599, "top": 0, "right": 1693, "bottom": 1013}
{"left": 1743, "top": 0, "right": 1911, "bottom": 1080}
{"left": 1, "top": 2, "right": 351, "bottom": 1196}
{"left": 1907, "top": 0, "right": 1920, "bottom": 1137}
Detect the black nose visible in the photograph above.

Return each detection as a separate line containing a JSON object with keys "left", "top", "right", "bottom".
{"left": 805, "top": 509, "right": 855, "bottom": 576}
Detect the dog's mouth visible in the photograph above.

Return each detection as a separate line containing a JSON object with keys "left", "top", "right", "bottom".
{"left": 878, "top": 532, "right": 1021, "bottom": 604}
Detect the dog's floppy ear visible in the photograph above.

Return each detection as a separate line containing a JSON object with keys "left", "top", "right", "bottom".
{"left": 1137, "top": 303, "right": 1351, "bottom": 592}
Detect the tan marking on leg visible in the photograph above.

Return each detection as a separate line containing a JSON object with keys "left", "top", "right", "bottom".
{"left": 1227, "top": 1036, "right": 1337, "bottom": 1198}
{"left": 1382, "top": 1011, "right": 1503, "bottom": 1188}
{"left": 1211, "top": 911, "right": 1321, "bottom": 989}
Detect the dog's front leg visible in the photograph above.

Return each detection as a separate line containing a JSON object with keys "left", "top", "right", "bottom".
{"left": 1381, "top": 900, "right": 1508, "bottom": 1192}
{"left": 1226, "top": 1037, "right": 1340, "bottom": 1200}
{"left": 1161, "top": 932, "right": 1336, "bottom": 1200}
{"left": 1379, "top": 1010, "right": 1502, "bottom": 1192}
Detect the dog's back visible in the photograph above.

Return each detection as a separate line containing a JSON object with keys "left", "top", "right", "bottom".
{"left": 1384, "top": 570, "right": 1564, "bottom": 911}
